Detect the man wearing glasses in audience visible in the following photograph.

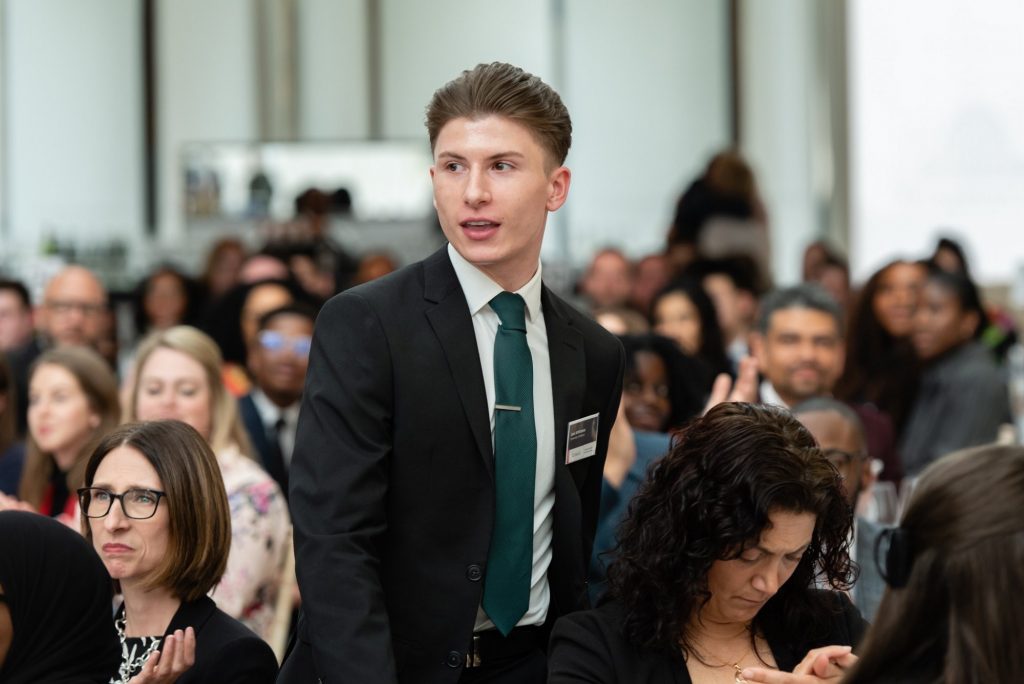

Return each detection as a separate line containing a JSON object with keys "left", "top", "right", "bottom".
{"left": 793, "top": 398, "right": 886, "bottom": 621}
{"left": 7, "top": 266, "right": 110, "bottom": 437}
{"left": 239, "top": 303, "right": 317, "bottom": 496}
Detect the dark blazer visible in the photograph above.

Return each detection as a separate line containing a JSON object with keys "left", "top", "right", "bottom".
{"left": 159, "top": 596, "right": 277, "bottom": 683}
{"left": 549, "top": 592, "right": 867, "bottom": 683}
{"left": 238, "top": 392, "right": 289, "bottom": 494}
{"left": 279, "top": 247, "right": 625, "bottom": 684}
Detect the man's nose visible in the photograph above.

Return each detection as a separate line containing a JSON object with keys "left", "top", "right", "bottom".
{"left": 464, "top": 168, "right": 491, "bottom": 206}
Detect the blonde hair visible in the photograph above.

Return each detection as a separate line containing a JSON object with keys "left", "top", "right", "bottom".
{"left": 19, "top": 347, "right": 121, "bottom": 509}
{"left": 126, "top": 326, "right": 253, "bottom": 457}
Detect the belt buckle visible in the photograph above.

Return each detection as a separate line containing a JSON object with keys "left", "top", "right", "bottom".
{"left": 465, "top": 634, "right": 482, "bottom": 668}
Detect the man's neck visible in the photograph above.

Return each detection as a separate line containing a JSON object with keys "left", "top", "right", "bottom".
{"left": 259, "top": 386, "right": 300, "bottom": 410}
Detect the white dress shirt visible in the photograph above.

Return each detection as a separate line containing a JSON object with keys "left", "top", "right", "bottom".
{"left": 447, "top": 244, "right": 556, "bottom": 632}
{"left": 250, "top": 388, "right": 301, "bottom": 466}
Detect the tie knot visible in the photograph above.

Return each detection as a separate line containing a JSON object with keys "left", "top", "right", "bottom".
{"left": 490, "top": 292, "right": 527, "bottom": 331}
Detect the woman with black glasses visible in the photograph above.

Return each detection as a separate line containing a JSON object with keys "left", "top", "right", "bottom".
{"left": 79, "top": 420, "right": 277, "bottom": 683}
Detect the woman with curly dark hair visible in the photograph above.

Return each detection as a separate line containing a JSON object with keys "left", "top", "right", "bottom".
{"left": 550, "top": 402, "right": 866, "bottom": 683}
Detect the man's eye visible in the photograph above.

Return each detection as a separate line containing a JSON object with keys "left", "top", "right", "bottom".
{"left": 494, "top": 162, "right": 512, "bottom": 171}
{"left": 445, "top": 162, "right": 462, "bottom": 172}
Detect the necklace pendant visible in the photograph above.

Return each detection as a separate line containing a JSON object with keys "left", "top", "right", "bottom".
{"left": 733, "top": 663, "right": 748, "bottom": 684}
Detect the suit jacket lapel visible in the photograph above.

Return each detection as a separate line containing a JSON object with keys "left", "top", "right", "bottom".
{"left": 422, "top": 249, "right": 494, "bottom": 477}
{"left": 543, "top": 287, "right": 585, "bottom": 486}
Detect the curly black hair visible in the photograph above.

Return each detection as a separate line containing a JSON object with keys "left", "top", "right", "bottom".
{"left": 605, "top": 402, "right": 855, "bottom": 655}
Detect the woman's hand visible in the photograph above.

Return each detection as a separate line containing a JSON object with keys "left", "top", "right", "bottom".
{"left": 704, "top": 355, "right": 759, "bottom": 413}
{"left": 128, "top": 627, "right": 196, "bottom": 684}
{"left": 741, "top": 645, "right": 857, "bottom": 683}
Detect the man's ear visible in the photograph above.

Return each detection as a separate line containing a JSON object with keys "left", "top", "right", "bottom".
{"left": 748, "top": 331, "right": 767, "bottom": 366}
{"left": 546, "top": 166, "right": 571, "bottom": 212}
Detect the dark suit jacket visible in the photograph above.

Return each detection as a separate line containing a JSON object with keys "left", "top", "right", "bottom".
{"left": 549, "top": 592, "right": 867, "bottom": 683}
{"left": 158, "top": 596, "right": 277, "bottom": 683}
{"left": 279, "top": 247, "right": 625, "bottom": 684}
{"left": 238, "top": 392, "right": 289, "bottom": 494}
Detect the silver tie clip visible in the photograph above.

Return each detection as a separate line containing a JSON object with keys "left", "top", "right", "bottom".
{"left": 495, "top": 404, "right": 522, "bottom": 412}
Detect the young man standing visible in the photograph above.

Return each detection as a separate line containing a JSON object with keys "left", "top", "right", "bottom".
{"left": 280, "top": 63, "right": 624, "bottom": 684}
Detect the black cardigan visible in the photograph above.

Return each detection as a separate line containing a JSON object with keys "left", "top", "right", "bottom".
{"left": 549, "top": 591, "right": 867, "bottom": 683}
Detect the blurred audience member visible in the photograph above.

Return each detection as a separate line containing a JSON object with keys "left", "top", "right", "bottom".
{"left": 814, "top": 252, "right": 852, "bottom": 314}
{"left": 240, "top": 253, "right": 290, "bottom": 284}
{"left": 4, "top": 348, "right": 120, "bottom": 523}
{"left": 928, "top": 235, "right": 971, "bottom": 278}
{"left": 629, "top": 254, "right": 672, "bottom": 317}
{"left": 754, "top": 284, "right": 901, "bottom": 483}
{"left": 845, "top": 445, "right": 1024, "bottom": 683}
{"left": 126, "top": 326, "right": 290, "bottom": 640}
{"left": 793, "top": 398, "right": 885, "bottom": 622}
{"left": 0, "top": 510, "right": 120, "bottom": 683}
{"left": 593, "top": 306, "right": 649, "bottom": 337}
{"left": 35, "top": 265, "right": 109, "bottom": 350}
{"left": 665, "top": 151, "right": 768, "bottom": 273}
{"left": 835, "top": 260, "right": 927, "bottom": 438}
{"left": 352, "top": 251, "right": 399, "bottom": 287}
{"left": 651, "top": 279, "right": 731, "bottom": 379}
{"left": 132, "top": 264, "right": 199, "bottom": 338}
{"left": 201, "top": 238, "right": 248, "bottom": 301}
{"left": 687, "top": 257, "right": 762, "bottom": 369}
{"left": 0, "top": 354, "right": 24, "bottom": 495}
{"left": 239, "top": 304, "right": 317, "bottom": 495}
{"left": 619, "top": 334, "right": 709, "bottom": 434}
{"left": 0, "top": 280, "right": 34, "bottom": 353}
{"left": 901, "top": 268, "right": 1009, "bottom": 479}
{"left": 80, "top": 421, "right": 278, "bottom": 682}
{"left": 802, "top": 240, "right": 831, "bottom": 282}
{"left": 579, "top": 248, "right": 634, "bottom": 310}
{"left": 751, "top": 285, "right": 845, "bottom": 410}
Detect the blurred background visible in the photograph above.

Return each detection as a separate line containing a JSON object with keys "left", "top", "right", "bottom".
{"left": 0, "top": 0, "right": 1022, "bottom": 305}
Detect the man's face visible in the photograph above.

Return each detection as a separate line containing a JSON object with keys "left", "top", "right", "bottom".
{"left": 581, "top": 251, "right": 632, "bottom": 308}
{"left": 752, "top": 308, "right": 844, "bottom": 406}
{"left": 248, "top": 314, "right": 314, "bottom": 407}
{"left": 0, "top": 291, "right": 34, "bottom": 351}
{"left": 37, "top": 268, "right": 108, "bottom": 349}
{"left": 430, "top": 115, "right": 570, "bottom": 290}
{"left": 797, "top": 410, "right": 868, "bottom": 507}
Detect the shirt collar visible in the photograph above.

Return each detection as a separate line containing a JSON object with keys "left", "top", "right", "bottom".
{"left": 447, "top": 243, "right": 543, "bottom": 322}
{"left": 759, "top": 380, "right": 790, "bottom": 409}
{"left": 251, "top": 388, "right": 300, "bottom": 425}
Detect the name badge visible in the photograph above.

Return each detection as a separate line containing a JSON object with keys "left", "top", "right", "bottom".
{"left": 565, "top": 413, "right": 600, "bottom": 464}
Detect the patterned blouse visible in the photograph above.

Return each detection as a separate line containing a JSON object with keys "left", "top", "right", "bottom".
{"left": 211, "top": 443, "right": 291, "bottom": 640}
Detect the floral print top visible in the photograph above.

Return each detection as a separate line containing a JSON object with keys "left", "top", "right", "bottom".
{"left": 211, "top": 443, "right": 291, "bottom": 641}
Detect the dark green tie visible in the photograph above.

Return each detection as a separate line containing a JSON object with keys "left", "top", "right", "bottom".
{"left": 482, "top": 292, "right": 536, "bottom": 635}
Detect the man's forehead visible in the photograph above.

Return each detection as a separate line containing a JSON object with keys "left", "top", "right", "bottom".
{"left": 46, "top": 269, "right": 106, "bottom": 300}
{"left": 767, "top": 307, "right": 840, "bottom": 336}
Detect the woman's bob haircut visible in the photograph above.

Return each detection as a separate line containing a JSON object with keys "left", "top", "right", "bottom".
{"left": 81, "top": 420, "right": 231, "bottom": 601}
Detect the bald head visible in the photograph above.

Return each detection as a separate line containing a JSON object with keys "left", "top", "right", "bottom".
{"left": 38, "top": 266, "right": 108, "bottom": 348}
{"left": 793, "top": 398, "right": 868, "bottom": 507}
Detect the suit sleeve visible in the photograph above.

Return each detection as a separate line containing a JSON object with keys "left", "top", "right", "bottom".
{"left": 289, "top": 292, "right": 398, "bottom": 682}
{"left": 548, "top": 611, "right": 619, "bottom": 683}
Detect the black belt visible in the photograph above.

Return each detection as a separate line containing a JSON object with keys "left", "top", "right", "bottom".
{"left": 465, "top": 627, "right": 543, "bottom": 668}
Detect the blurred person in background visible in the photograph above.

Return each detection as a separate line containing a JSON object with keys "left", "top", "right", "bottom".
{"left": 239, "top": 303, "right": 317, "bottom": 495}
{"left": 834, "top": 260, "right": 927, "bottom": 442}
{"left": 686, "top": 257, "right": 762, "bottom": 370}
{"left": 352, "top": 251, "right": 399, "bottom": 287}
{"left": 35, "top": 265, "right": 110, "bottom": 351}
{"left": 650, "top": 278, "right": 732, "bottom": 380}
{"left": 629, "top": 254, "right": 672, "bottom": 318}
{"left": 0, "top": 354, "right": 24, "bottom": 495}
{"left": 579, "top": 248, "right": 634, "bottom": 310}
{"left": 1, "top": 347, "right": 120, "bottom": 523}
{"left": 793, "top": 398, "right": 885, "bottom": 622}
{"left": 200, "top": 238, "right": 248, "bottom": 303}
{"left": 132, "top": 265, "right": 200, "bottom": 339}
{"left": 125, "top": 326, "right": 290, "bottom": 641}
{"left": 593, "top": 306, "right": 650, "bottom": 337}
{"left": 0, "top": 280, "right": 34, "bottom": 354}
{"left": 900, "top": 268, "right": 1009, "bottom": 479}
{"left": 754, "top": 285, "right": 900, "bottom": 484}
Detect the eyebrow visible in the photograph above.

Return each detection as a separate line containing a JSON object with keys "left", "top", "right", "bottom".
{"left": 89, "top": 483, "right": 157, "bottom": 491}
{"left": 436, "top": 151, "right": 526, "bottom": 162}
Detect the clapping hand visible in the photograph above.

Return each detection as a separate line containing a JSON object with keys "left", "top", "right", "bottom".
{"left": 704, "top": 356, "right": 759, "bottom": 413}
{"left": 128, "top": 627, "right": 196, "bottom": 684}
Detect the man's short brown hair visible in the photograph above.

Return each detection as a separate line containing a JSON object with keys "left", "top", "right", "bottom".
{"left": 425, "top": 62, "right": 572, "bottom": 166}
{"left": 82, "top": 420, "right": 232, "bottom": 602}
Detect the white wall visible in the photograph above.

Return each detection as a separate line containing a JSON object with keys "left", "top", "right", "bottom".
{"left": 297, "top": 0, "right": 370, "bottom": 139}
{"left": 562, "top": 0, "right": 731, "bottom": 264}
{"left": 4, "top": 0, "right": 143, "bottom": 254}
{"left": 156, "top": 0, "right": 258, "bottom": 253}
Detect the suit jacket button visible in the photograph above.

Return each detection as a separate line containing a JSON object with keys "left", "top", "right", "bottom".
{"left": 446, "top": 651, "right": 463, "bottom": 668}
{"left": 466, "top": 563, "right": 483, "bottom": 581}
